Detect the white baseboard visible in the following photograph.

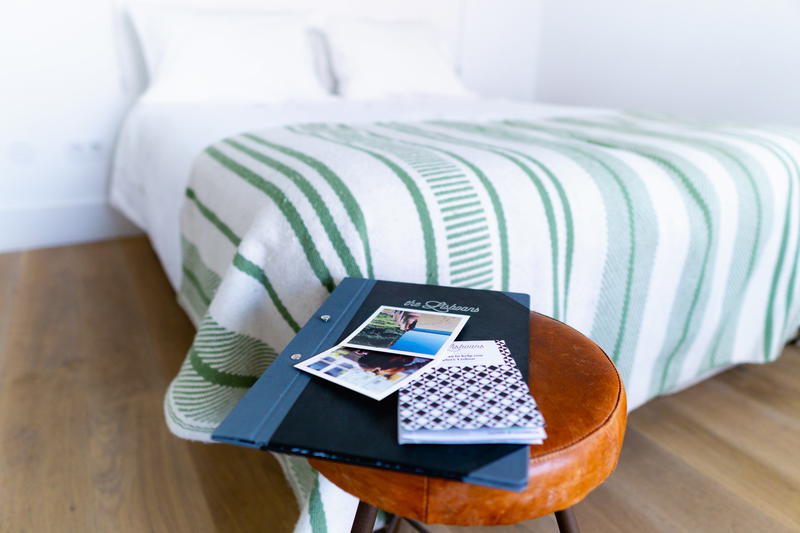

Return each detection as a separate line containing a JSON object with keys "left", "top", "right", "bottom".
{"left": 0, "top": 199, "right": 143, "bottom": 253}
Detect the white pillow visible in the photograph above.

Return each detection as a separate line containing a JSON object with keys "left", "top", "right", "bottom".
{"left": 127, "top": 5, "right": 330, "bottom": 103}
{"left": 323, "top": 19, "right": 470, "bottom": 100}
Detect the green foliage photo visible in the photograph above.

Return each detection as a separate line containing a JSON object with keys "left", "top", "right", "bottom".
{"left": 350, "top": 311, "right": 405, "bottom": 348}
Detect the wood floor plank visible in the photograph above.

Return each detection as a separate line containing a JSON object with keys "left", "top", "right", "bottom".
{"left": 667, "top": 378, "right": 800, "bottom": 480}
{"left": 631, "top": 396, "right": 800, "bottom": 528}
{"left": 1, "top": 236, "right": 799, "bottom": 533}
{"left": 716, "top": 354, "right": 800, "bottom": 422}
{"left": 0, "top": 246, "right": 94, "bottom": 531}
{"left": 77, "top": 241, "right": 214, "bottom": 531}
{"left": 0, "top": 251, "right": 22, "bottom": 358}
{"left": 117, "top": 237, "right": 299, "bottom": 533}
{"left": 0, "top": 238, "right": 297, "bottom": 533}
{"left": 587, "top": 428, "right": 793, "bottom": 532}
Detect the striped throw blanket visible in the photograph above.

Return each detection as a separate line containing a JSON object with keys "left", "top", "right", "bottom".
{"left": 167, "top": 113, "right": 800, "bottom": 533}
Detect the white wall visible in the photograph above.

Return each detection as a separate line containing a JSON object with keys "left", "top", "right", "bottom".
{"left": 460, "top": 0, "right": 541, "bottom": 101}
{"left": 9, "top": 0, "right": 796, "bottom": 254}
{"left": 0, "top": 0, "right": 538, "bottom": 253}
{"left": 535, "top": 0, "right": 800, "bottom": 124}
{"left": 0, "top": 0, "right": 141, "bottom": 252}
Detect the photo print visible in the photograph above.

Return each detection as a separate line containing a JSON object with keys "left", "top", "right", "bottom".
{"left": 294, "top": 346, "right": 437, "bottom": 400}
{"left": 341, "top": 306, "right": 470, "bottom": 359}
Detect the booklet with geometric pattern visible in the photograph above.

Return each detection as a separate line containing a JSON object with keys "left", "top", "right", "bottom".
{"left": 399, "top": 340, "right": 547, "bottom": 445}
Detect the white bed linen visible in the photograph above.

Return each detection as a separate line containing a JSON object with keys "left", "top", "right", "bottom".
{"left": 111, "top": 95, "right": 612, "bottom": 289}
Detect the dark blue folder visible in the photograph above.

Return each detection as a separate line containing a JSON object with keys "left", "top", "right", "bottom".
{"left": 213, "top": 278, "right": 531, "bottom": 491}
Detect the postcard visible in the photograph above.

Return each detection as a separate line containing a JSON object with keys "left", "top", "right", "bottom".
{"left": 294, "top": 346, "right": 437, "bottom": 400}
{"left": 340, "top": 306, "right": 470, "bottom": 359}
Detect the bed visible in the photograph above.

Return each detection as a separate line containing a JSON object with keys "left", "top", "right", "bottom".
{"left": 110, "top": 4, "right": 800, "bottom": 532}
{"left": 111, "top": 94, "right": 800, "bottom": 531}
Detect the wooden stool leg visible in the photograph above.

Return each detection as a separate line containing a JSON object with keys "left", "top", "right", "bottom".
{"left": 404, "top": 518, "right": 432, "bottom": 533}
{"left": 351, "top": 501, "right": 379, "bottom": 533}
{"left": 555, "top": 507, "right": 580, "bottom": 533}
{"left": 384, "top": 515, "right": 401, "bottom": 533}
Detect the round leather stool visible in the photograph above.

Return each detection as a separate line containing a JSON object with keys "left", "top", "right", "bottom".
{"left": 310, "top": 312, "right": 627, "bottom": 533}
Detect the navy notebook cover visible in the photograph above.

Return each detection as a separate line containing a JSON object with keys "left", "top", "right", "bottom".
{"left": 213, "top": 278, "right": 531, "bottom": 491}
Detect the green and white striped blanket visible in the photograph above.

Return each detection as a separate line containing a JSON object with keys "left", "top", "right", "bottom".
{"left": 168, "top": 113, "right": 800, "bottom": 532}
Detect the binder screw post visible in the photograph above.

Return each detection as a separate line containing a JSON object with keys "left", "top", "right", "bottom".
{"left": 320, "top": 315, "right": 331, "bottom": 322}
{"left": 290, "top": 354, "right": 302, "bottom": 360}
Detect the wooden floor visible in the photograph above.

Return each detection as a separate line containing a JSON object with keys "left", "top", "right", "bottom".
{"left": 0, "top": 236, "right": 798, "bottom": 533}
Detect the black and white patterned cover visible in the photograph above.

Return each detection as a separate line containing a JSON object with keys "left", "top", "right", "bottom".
{"left": 398, "top": 340, "right": 546, "bottom": 434}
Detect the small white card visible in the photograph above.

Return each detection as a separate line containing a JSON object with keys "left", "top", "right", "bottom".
{"left": 439, "top": 340, "right": 504, "bottom": 367}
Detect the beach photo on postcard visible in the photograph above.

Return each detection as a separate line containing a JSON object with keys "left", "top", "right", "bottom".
{"left": 295, "top": 346, "right": 436, "bottom": 400}
{"left": 342, "top": 306, "right": 469, "bottom": 358}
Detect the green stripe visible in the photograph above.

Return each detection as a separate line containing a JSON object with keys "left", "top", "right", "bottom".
{"left": 166, "top": 397, "right": 215, "bottom": 434}
{"left": 413, "top": 163, "right": 450, "bottom": 172}
{"left": 451, "top": 268, "right": 493, "bottom": 285}
{"left": 206, "top": 146, "right": 335, "bottom": 292}
{"left": 233, "top": 253, "right": 301, "bottom": 333}
{"left": 383, "top": 122, "right": 561, "bottom": 318}
{"left": 338, "top": 122, "right": 509, "bottom": 290}
{"left": 700, "top": 129, "right": 789, "bottom": 365}
{"left": 438, "top": 193, "right": 479, "bottom": 204}
{"left": 329, "top": 125, "right": 491, "bottom": 286}
{"left": 560, "top": 117, "right": 763, "bottom": 282}
{"left": 422, "top": 169, "right": 464, "bottom": 177}
{"left": 186, "top": 188, "right": 241, "bottom": 246}
{"left": 430, "top": 180, "right": 470, "bottom": 190}
{"left": 410, "top": 138, "right": 509, "bottom": 292}
{"left": 761, "top": 157, "right": 794, "bottom": 359}
{"left": 243, "top": 133, "right": 375, "bottom": 278}
{"left": 227, "top": 138, "right": 363, "bottom": 278}
{"left": 552, "top": 131, "right": 716, "bottom": 394}
{"left": 430, "top": 121, "right": 577, "bottom": 318}
{"left": 464, "top": 276, "right": 494, "bottom": 288}
{"left": 499, "top": 119, "right": 654, "bottom": 376}
{"left": 554, "top": 116, "right": 778, "bottom": 371}
{"left": 179, "top": 236, "right": 222, "bottom": 321}
{"left": 441, "top": 201, "right": 481, "bottom": 213}
{"left": 180, "top": 279, "right": 207, "bottom": 321}
{"left": 449, "top": 233, "right": 490, "bottom": 248}
{"left": 451, "top": 260, "right": 492, "bottom": 276}
{"left": 448, "top": 225, "right": 489, "bottom": 240}
{"left": 450, "top": 243, "right": 491, "bottom": 258}
{"left": 551, "top": 116, "right": 768, "bottom": 373}
{"left": 443, "top": 209, "right": 482, "bottom": 222}
{"left": 182, "top": 266, "right": 211, "bottom": 307}
{"left": 708, "top": 127, "right": 800, "bottom": 357}
{"left": 433, "top": 185, "right": 472, "bottom": 195}
{"left": 764, "top": 129, "right": 800, "bottom": 336}
{"left": 446, "top": 217, "right": 487, "bottom": 231}
{"left": 427, "top": 174, "right": 467, "bottom": 183}
{"left": 188, "top": 350, "right": 258, "bottom": 388}
{"left": 451, "top": 251, "right": 492, "bottom": 267}
{"left": 289, "top": 125, "right": 439, "bottom": 284}
{"left": 185, "top": 184, "right": 301, "bottom": 334}
{"left": 308, "top": 475, "right": 328, "bottom": 533}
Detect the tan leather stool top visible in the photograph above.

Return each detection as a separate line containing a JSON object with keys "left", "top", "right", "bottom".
{"left": 310, "top": 312, "right": 627, "bottom": 530}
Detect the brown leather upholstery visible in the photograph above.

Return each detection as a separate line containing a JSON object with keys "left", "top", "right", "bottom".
{"left": 309, "top": 312, "right": 627, "bottom": 525}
